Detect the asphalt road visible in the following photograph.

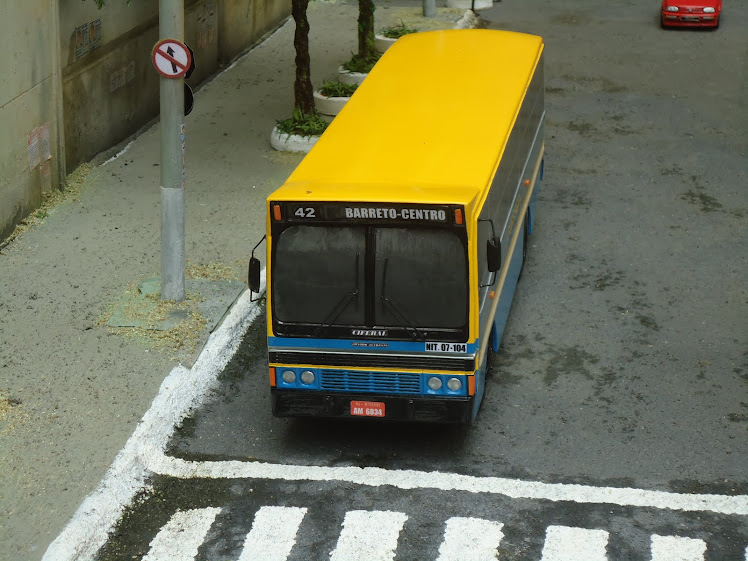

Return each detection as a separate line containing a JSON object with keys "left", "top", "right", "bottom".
{"left": 93, "top": 0, "right": 746, "bottom": 559}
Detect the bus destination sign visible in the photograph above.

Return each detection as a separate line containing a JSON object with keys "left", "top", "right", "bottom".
{"left": 279, "top": 202, "right": 454, "bottom": 224}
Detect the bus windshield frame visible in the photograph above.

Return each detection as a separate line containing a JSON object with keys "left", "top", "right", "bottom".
{"left": 269, "top": 202, "right": 469, "bottom": 343}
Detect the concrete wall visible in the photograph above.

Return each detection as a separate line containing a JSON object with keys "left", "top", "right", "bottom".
{"left": 0, "top": 0, "right": 63, "bottom": 241}
{"left": 60, "top": 0, "right": 291, "bottom": 171}
{"left": 1, "top": 0, "right": 291, "bottom": 241}
{"left": 59, "top": 0, "right": 160, "bottom": 171}
{"left": 218, "top": 0, "right": 292, "bottom": 63}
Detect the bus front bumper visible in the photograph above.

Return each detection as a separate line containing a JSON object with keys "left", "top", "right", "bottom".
{"left": 271, "top": 389, "right": 473, "bottom": 424}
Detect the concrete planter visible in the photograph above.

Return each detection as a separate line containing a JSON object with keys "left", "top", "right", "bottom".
{"left": 313, "top": 90, "right": 350, "bottom": 122}
{"left": 338, "top": 65, "right": 368, "bottom": 85}
{"left": 447, "top": 0, "right": 492, "bottom": 10}
{"left": 270, "top": 125, "right": 319, "bottom": 153}
{"left": 375, "top": 34, "right": 397, "bottom": 52}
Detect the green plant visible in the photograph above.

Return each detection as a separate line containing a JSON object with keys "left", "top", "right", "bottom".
{"left": 342, "top": 52, "right": 381, "bottom": 74}
{"left": 379, "top": 22, "right": 419, "bottom": 39}
{"left": 319, "top": 81, "right": 358, "bottom": 98}
{"left": 276, "top": 108, "right": 328, "bottom": 137}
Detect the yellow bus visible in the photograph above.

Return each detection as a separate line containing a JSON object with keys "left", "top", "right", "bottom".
{"left": 249, "top": 29, "right": 545, "bottom": 423}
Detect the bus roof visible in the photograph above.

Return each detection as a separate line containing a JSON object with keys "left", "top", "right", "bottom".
{"left": 273, "top": 29, "right": 544, "bottom": 207}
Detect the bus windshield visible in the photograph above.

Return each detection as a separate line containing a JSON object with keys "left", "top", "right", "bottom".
{"left": 272, "top": 225, "right": 468, "bottom": 338}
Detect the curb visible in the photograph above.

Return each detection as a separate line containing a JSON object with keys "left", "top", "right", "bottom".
{"left": 42, "top": 276, "right": 266, "bottom": 561}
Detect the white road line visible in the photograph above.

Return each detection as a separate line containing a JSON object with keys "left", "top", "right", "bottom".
{"left": 142, "top": 507, "right": 221, "bottom": 561}
{"left": 329, "top": 510, "right": 408, "bottom": 561}
{"left": 238, "top": 506, "right": 307, "bottom": 561}
{"left": 435, "top": 517, "right": 504, "bottom": 561}
{"left": 144, "top": 450, "right": 748, "bottom": 516}
{"left": 650, "top": 535, "right": 706, "bottom": 561}
{"left": 540, "top": 526, "right": 609, "bottom": 561}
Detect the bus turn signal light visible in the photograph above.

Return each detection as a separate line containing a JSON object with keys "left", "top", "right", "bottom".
{"left": 269, "top": 367, "right": 276, "bottom": 387}
{"left": 272, "top": 204, "right": 282, "bottom": 221}
{"left": 454, "top": 208, "right": 463, "bottom": 225}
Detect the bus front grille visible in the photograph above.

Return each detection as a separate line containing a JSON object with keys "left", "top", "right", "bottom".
{"left": 270, "top": 351, "right": 474, "bottom": 372}
{"left": 320, "top": 370, "right": 421, "bottom": 394}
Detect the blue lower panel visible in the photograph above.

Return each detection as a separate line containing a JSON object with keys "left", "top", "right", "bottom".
{"left": 276, "top": 366, "right": 469, "bottom": 397}
{"left": 272, "top": 389, "right": 473, "bottom": 424}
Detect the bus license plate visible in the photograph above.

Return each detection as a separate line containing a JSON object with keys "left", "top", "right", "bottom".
{"left": 351, "top": 401, "right": 385, "bottom": 417}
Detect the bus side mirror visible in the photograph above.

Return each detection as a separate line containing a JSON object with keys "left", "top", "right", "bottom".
{"left": 248, "top": 257, "right": 261, "bottom": 293}
{"left": 487, "top": 237, "right": 501, "bottom": 272}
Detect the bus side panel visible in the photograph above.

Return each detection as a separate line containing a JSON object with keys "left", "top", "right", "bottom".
{"left": 491, "top": 216, "right": 525, "bottom": 354}
{"left": 473, "top": 57, "right": 544, "bottom": 420}
{"left": 471, "top": 215, "right": 525, "bottom": 420}
{"left": 476, "top": 60, "right": 545, "bottom": 357}
{"left": 528, "top": 157, "right": 544, "bottom": 236}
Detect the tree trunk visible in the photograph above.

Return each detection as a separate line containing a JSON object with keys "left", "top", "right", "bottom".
{"left": 358, "top": 0, "right": 376, "bottom": 60}
{"left": 292, "top": 0, "right": 315, "bottom": 115}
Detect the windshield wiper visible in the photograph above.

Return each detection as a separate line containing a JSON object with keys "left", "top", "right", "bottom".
{"left": 315, "top": 253, "right": 360, "bottom": 333}
{"left": 380, "top": 258, "right": 426, "bottom": 341}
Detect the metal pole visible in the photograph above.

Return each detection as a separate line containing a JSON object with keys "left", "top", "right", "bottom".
{"left": 159, "top": 0, "right": 186, "bottom": 301}
{"left": 423, "top": 0, "right": 436, "bottom": 18}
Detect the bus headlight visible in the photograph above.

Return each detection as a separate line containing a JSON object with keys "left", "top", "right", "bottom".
{"left": 447, "top": 377, "right": 462, "bottom": 391}
{"left": 300, "top": 370, "right": 315, "bottom": 384}
{"left": 282, "top": 370, "right": 296, "bottom": 384}
{"left": 427, "top": 377, "right": 443, "bottom": 390}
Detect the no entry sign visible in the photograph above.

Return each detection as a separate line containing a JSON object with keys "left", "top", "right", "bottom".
{"left": 152, "top": 39, "right": 192, "bottom": 79}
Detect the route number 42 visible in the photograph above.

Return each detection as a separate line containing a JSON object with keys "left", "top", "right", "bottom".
{"left": 295, "top": 207, "right": 316, "bottom": 218}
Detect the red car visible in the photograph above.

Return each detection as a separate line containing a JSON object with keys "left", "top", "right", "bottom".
{"left": 661, "top": 0, "right": 722, "bottom": 28}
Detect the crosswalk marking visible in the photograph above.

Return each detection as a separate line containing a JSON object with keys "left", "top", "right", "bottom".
{"left": 142, "top": 507, "right": 221, "bottom": 561}
{"left": 540, "top": 525, "right": 609, "bottom": 561}
{"left": 329, "top": 510, "right": 408, "bottom": 561}
{"left": 140, "top": 506, "right": 745, "bottom": 561}
{"left": 650, "top": 535, "right": 706, "bottom": 561}
{"left": 435, "top": 517, "right": 504, "bottom": 561}
{"left": 238, "top": 506, "right": 307, "bottom": 561}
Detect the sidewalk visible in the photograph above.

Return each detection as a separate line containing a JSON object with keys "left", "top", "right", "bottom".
{"left": 0, "top": 2, "right": 484, "bottom": 559}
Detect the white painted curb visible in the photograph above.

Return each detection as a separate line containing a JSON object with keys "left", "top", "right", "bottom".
{"left": 42, "top": 275, "right": 266, "bottom": 561}
{"left": 455, "top": 9, "right": 481, "bottom": 29}
{"left": 270, "top": 125, "right": 320, "bottom": 153}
